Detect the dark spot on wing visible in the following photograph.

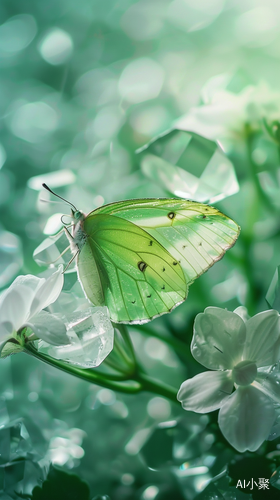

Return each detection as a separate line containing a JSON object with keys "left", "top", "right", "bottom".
{"left": 182, "top": 245, "right": 186, "bottom": 249}
{"left": 173, "top": 261, "right": 178, "bottom": 266}
{"left": 138, "top": 261, "right": 147, "bottom": 272}
{"left": 162, "top": 267, "right": 165, "bottom": 272}
{"left": 168, "top": 212, "right": 175, "bottom": 220}
{"left": 132, "top": 300, "right": 136, "bottom": 304}
{"left": 199, "top": 242, "right": 202, "bottom": 246}
{"left": 149, "top": 241, "right": 153, "bottom": 246}
{"left": 161, "top": 285, "right": 165, "bottom": 290}
{"left": 147, "top": 294, "right": 151, "bottom": 298}
{"left": 202, "top": 215, "right": 206, "bottom": 219}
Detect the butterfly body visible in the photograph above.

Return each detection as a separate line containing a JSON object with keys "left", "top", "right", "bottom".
{"left": 62, "top": 198, "right": 240, "bottom": 325}
{"left": 70, "top": 210, "right": 87, "bottom": 251}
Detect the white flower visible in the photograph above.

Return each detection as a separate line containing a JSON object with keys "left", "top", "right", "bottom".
{"left": 177, "top": 307, "right": 280, "bottom": 452}
{"left": 0, "top": 267, "right": 69, "bottom": 356}
{"left": 175, "top": 80, "right": 280, "bottom": 142}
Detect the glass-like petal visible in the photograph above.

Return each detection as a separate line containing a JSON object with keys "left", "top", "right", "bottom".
{"left": 218, "top": 385, "right": 276, "bottom": 452}
{"left": 244, "top": 310, "right": 280, "bottom": 367}
{"left": 177, "top": 370, "right": 233, "bottom": 413}
{"left": 29, "top": 267, "right": 64, "bottom": 318}
{"left": 253, "top": 371, "right": 280, "bottom": 404}
{"left": 27, "top": 310, "right": 68, "bottom": 346}
{"left": 0, "top": 285, "right": 35, "bottom": 331}
{"left": 192, "top": 307, "right": 246, "bottom": 370}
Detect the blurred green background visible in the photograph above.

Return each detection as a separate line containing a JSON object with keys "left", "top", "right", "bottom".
{"left": 2, "top": 0, "right": 280, "bottom": 498}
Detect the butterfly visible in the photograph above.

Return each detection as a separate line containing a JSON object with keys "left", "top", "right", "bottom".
{"left": 41, "top": 184, "right": 240, "bottom": 325}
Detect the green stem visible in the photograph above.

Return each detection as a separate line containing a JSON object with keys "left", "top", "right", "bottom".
{"left": 25, "top": 344, "right": 141, "bottom": 393}
{"left": 136, "top": 372, "right": 178, "bottom": 403}
{"left": 24, "top": 343, "right": 179, "bottom": 404}
{"left": 239, "top": 234, "right": 258, "bottom": 316}
{"left": 245, "top": 126, "right": 276, "bottom": 214}
{"left": 238, "top": 127, "right": 277, "bottom": 314}
{"left": 114, "top": 323, "right": 137, "bottom": 366}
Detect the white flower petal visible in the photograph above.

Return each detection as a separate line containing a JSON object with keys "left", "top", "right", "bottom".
{"left": 218, "top": 385, "right": 276, "bottom": 452}
{"left": 29, "top": 267, "right": 64, "bottom": 318}
{"left": 233, "top": 306, "right": 250, "bottom": 322}
{"left": 0, "top": 276, "right": 41, "bottom": 306}
{"left": 0, "top": 321, "right": 14, "bottom": 342}
{"left": 253, "top": 371, "right": 280, "bottom": 404}
{"left": 0, "top": 286, "right": 35, "bottom": 331}
{"left": 244, "top": 310, "right": 280, "bottom": 367}
{"left": 27, "top": 310, "right": 69, "bottom": 346}
{"left": 177, "top": 370, "right": 233, "bottom": 413}
{"left": 192, "top": 307, "right": 246, "bottom": 370}
{"left": 5, "top": 274, "right": 42, "bottom": 291}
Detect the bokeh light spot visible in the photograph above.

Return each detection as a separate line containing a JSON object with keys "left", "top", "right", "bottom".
{"left": 28, "top": 169, "right": 76, "bottom": 191}
{"left": 235, "top": 7, "right": 277, "bottom": 47}
{"left": 28, "top": 392, "right": 39, "bottom": 402}
{"left": 121, "top": 473, "right": 134, "bottom": 485}
{"left": 130, "top": 106, "right": 170, "bottom": 136}
{"left": 97, "top": 388, "right": 116, "bottom": 405}
{"left": 121, "top": 2, "right": 164, "bottom": 41}
{"left": 147, "top": 397, "right": 171, "bottom": 420}
{"left": 142, "top": 485, "right": 159, "bottom": 500}
{"left": 0, "top": 14, "right": 37, "bottom": 54}
{"left": 144, "top": 337, "right": 168, "bottom": 361}
{"left": 9, "top": 101, "right": 59, "bottom": 143}
{"left": 118, "top": 58, "right": 164, "bottom": 103}
{"left": 39, "top": 28, "right": 73, "bottom": 65}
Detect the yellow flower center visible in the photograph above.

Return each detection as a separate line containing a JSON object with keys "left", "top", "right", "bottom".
{"left": 232, "top": 360, "right": 257, "bottom": 386}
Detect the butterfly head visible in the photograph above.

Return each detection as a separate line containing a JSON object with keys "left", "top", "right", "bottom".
{"left": 42, "top": 183, "right": 85, "bottom": 222}
{"left": 71, "top": 209, "right": 85, "bottom": 223}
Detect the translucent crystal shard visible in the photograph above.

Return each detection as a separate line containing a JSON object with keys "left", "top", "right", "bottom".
{"left": 38, "top": 306, "right": 114, "bottom": 368}
{"left": 33, "top": 231, "right": 73, "bottom": 268}
{"left": 139, "top": 129, "right": 239, "bottom": 204}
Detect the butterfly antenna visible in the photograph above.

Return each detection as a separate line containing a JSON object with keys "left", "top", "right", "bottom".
{"left": 42, "top": 183, "right": 77, "bottom": 212}
{"left": 40, "top": 198, "right": 69, "bottom": 206}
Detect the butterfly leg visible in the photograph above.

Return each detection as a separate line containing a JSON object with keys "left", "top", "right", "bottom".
{"left": 62, "top": 226, "right": 79, "bottom": 273}
{"left": 63, "top": 225, "right": 78, "bottom": 253}
{"left": 62, "top": 249, "right": 79, "bottom": 273}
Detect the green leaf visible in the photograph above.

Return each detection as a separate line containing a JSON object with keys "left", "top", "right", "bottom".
{"left": 140, "top": 416, "right": 211, "bottom": 470}
{"left": 266, "top": 265, "right": 280, "bottom": 311}
{"left": 31, "top": 465, "right": 90, "bottom": 500}
{"left": 141, "top": 422, "right": 176, "bottom": 469}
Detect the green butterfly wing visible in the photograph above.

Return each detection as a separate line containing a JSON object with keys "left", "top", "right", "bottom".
{"left": 77, "top": 199, "right": 239, "bottom": 324}
{"left": 78, "top": 214, "right": 187, "bottom": 324}
{"left": 90, "top": 199, "right": 240, "bottom": 284}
